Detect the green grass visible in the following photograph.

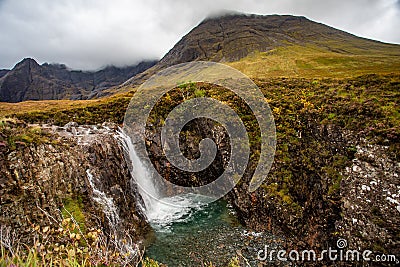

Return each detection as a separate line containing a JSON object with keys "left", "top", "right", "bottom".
{"left": 0, "top": 118, "right": 52, "bottom": 150}
{"left": 228, "top": 43, "right": 400, "bottom": 79}
{"left": 62, "top": 197, "right": 87, "bottom": 234}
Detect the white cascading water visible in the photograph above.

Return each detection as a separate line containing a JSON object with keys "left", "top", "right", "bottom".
{"left": 86, "top": 169, "right": 120, "bottom": 226}
{"left": 86, "top": 160, "right": 138, "bottom": 260}
{"left": 117, "top": 130, "right": 208, "bottom": 230}
{"left": 116, "top": 130, "right": 160, "bottom": 213}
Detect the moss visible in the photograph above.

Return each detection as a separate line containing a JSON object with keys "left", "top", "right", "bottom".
{"left": 328, "top": 177, "right": 342, "bottom": 196}
{"left": 62, "top": 196, "right": 86, "bottom": 234}
{"left": 194, "top": 88, "right": 206, "bottom": 97}
{"left": 0, "top": 120, "right": 52, "bottom": 151}
{"left": 227, "top": 256, "right": 241, "bottom": 267}
{"left": 15, "top": 134, "right": 34, "bottom": 144}
{"left": 142, "top": 257, "right": 164, "bottom": 267}
{"left": 327, "top": 113, "right": 336, "bottom": 120}
{"left": 262, "top": 183, "right": 301, "bottom": 211}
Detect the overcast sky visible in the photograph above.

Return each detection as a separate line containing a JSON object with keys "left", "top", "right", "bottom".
{"left": 0, "top": 0, "right": 399, "bottom": 70}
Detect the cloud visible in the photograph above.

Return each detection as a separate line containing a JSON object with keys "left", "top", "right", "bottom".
{"left": 0, "top": 0, "right": 398, "bottom": 70}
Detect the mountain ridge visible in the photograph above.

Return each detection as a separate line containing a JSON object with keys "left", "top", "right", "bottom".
{"left": 125, "top": 13, "right": 399, "bottom": 86}
{"left": 0, "top": 58, "right": 156, "bottom": 102}
{"left": 2, "top": 13, "right": 399, "bottom": 102}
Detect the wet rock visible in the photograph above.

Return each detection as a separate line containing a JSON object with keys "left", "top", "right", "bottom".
{"left": 0, "top": 123, "right": 149, "bottom": 247}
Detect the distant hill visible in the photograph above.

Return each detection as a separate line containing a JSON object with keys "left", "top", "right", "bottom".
{"left": 126, "top": 13, "right": 399, "bottom": 85}
{"left": 0, "top": 58, "right": 156, "bottom": 102}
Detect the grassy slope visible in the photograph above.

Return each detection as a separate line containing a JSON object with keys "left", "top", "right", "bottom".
{"left": 1, "top": 39, "right": 398, "bottom": 119}
{"left": 0, "top": 92, "right": 133, "bottom": 124}
{"left": 0, "top": 42, "right": 398, "bottom": 144}
{"left": 228, "top": 42, "right": 400, "bottom": 79}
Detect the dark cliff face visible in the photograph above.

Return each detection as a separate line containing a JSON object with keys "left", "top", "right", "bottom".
{"left": 0, "top": 69, "right": 9, "bottom": 79}
{"left": 158, "top": 14, "right": 358, "bottom": 66}
{"left": 0, "top": 58, "right": 156, "bottom": 102}
{"left": 0, "top": 121, "right": 149, "bottom": 254}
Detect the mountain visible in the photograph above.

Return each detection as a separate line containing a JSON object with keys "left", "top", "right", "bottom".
{"left": 0, "top": 58, "right": 156, "bottom": 102}
{"left": 3, "top": 14, "right": 398, "bottom": 103}
{"left": 127, "top": 13, "right": 399, "bottom": 85}
{"left": 0, "top": 69, "right": 9, "bottom": 79}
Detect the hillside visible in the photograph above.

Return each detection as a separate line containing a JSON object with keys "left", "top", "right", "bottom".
{"left": 126, "top": 13, "right": 399, "bottom": 87}
{"left": 0, "top": 58, "right": 156, "bottom": 102}
{"left": 2, "top": 14, "right": 398, "bottom": 102}
{"left": 1, "top": 13, "right": 399, "bottom": 121}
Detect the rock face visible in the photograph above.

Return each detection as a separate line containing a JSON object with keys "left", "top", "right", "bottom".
{"left": 338, "top": 140, "right": 400, "bottom": 256}
{"left": 0, "top": 58, "right": 156, "bottom": 102}
{"left": 0, "top": 70, "right": 9, "bottom": 79}
{"left": 159, "top": 14, "right": 360, "bottom": 66}
{"left": 144, "top": 114, "right": 399, "bottom": 262}
{"left": 0, "top": 121, "right": 149, "bottom": 252}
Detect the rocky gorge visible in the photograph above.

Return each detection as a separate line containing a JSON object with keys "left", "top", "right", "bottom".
{"left": 142, "top": 87, "right": 400, "bottom": 264}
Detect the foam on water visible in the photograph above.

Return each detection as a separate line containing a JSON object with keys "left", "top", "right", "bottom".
{"left": 117, "top": 130, "right": 212, "bottom": 229}
{"left": 147, "top": 194, "right": 211, "bottom": 231}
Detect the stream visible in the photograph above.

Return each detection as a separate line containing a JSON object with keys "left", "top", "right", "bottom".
{"left": 118, "top": 131, "right": 283, "bottom": 266}
{"left": 145, "top": 194, "right": 282, "bottom": 266}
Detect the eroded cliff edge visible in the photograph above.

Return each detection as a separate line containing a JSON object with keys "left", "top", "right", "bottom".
{"left": 0, "top": 120, "right": 150, "bottom": 263}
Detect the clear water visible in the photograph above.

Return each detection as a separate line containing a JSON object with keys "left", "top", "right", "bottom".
{"left": 145, "top": 195, "right": 281, "bottom": 266}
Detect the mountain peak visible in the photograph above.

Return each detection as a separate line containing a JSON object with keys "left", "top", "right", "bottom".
{"left": 13, "top": 57, "right": 40, "bottom": 72}
{"left": 156, "top": 13, "right": 352, "bottom": 67}
{"left": 202, "top": 12, "right": 308, "bottom": 22}
{"left": 126, "top": 13, "right": 399, "bottom": 86}
{"left": 0, "top": 59, "right": 156, "bottom": 102}
{"left": 202, "top": 9, "right": 244, "bottom": 20}
{"left": 17, "top": 57, "right": 39, "bottom": 65}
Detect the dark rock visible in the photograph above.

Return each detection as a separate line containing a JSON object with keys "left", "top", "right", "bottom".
{"left": 0, "top": 69, "right": 9, "bottom": 79}
{"left": 0, "top": 58, "right": 157, "bottom": 102}
{"left": 0, "top": 123, "right": 150, "bottom": 248}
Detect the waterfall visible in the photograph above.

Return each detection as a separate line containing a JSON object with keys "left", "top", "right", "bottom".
{"left": 86, "top": 169, "right": 120, "bottom": 226}
{"left": 86, "top": 167, "right": 138, "bottom": 261}
{"left": 116, "top": 130, "right": 160, "bottom": 215}
{"left": 117, "top": 130, "right": 209, "bottom": 230}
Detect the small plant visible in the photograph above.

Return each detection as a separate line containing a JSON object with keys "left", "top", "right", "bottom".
{"left": 194, "top": 89, "right": 206, "bottom": 98}
{"left": 228, "top": 256, "right": 241, "bottom": 267}
{"left": 141, "top": 257, "right": 164, "bottom": 267}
